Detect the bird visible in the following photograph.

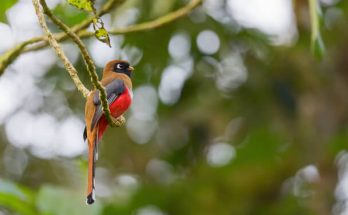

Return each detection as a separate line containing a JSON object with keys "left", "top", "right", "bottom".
{"left": 83, "top": 60, "right": 134, "bottom": 205}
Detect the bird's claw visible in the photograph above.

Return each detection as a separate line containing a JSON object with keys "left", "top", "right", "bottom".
{"left": 112, "top": 115, "right": 126, "bottom": 127}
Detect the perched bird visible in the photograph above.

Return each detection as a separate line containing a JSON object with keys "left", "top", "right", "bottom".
{"left": 83, "top": 60, "right": 134, "bottom": 205}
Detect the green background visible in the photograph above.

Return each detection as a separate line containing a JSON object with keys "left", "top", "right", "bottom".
{"left": 1, "top": 0, "right": 348, "bottom": 214}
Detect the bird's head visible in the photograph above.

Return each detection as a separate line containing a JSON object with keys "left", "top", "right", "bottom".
{"left": 102, "top": 60, "right": 134, "bottom": 89}
{"left": 103, "top": 60, "right": 134, "bottom": 78}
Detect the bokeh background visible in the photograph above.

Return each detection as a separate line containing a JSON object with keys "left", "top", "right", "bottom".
{"left": 1, "top": 0, "right": 348, "bottom": 214}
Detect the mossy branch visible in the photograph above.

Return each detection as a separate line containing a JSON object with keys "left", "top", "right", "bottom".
{"left": 0, "top": 0, "right": 202, "bottom": 75}
{"left": 32, "top": 0, "right": 89, "bottom": 97}
{"left": 39, "top": 0, "right": 123, "bottom": 127}
{"left": 0, "top": 0, "right": 123, "bottom": 75}
{"left": 0, "top": 38, "right": 40, "bottom": 75}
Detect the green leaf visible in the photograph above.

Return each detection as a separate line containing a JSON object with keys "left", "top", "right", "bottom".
{"left": 0, "top": 0, "right": 17, "bottom": 22}
{"left": 309, "top": 0, "right": 325, "bottom": 59}
{"left": 67, "top": 0, "right": 94, "bottom": 12}
{"left": 92, "top": 18, "right": 112, "bottom": 47}
{"left": 95, "top": 27, "right": 111, "bottom": 47}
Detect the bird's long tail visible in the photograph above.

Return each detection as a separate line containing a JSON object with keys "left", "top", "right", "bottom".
{"left": 86, "top": 127, "right": 98, "bottom": 205}
{"left": 84, "top": 119, "right": 108, "bottom": 205}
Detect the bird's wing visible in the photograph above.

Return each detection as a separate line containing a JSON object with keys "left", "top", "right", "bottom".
{"left": 90, "top": 79, "right": 125, "bottom": 130}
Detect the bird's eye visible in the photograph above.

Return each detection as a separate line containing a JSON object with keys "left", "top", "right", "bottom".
{"left": 116, "top": 63, "right": 125, "bottom": 70}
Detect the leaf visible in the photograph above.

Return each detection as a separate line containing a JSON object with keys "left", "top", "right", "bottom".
{"left": 93, "top": 18, "right": 112, "bottom": 47}
{"left": 67, "top": 0, "right": 94, "bottom": 12}
{"left": 309, "top": 0, "right": 325, "bottom": 59}
{"left": 0, "top": 0, "right": 17, "bottom": 22}
{"left": 66, "top": 0, "right": 112, "bottom": 47}
{"left": 95, "top": 27, "right": 111, "bottom": 47}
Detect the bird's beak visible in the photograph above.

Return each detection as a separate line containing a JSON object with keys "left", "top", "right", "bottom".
{"left": 128, "top": 66, "right": 134, "bottom": 72}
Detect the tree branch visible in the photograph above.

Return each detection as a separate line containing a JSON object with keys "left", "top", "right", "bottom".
{"left": 39, "top": 0, "right": 123, "bottom": 127}
{"left": 32, "top": 0, "right": 90, "bottom": 97}
{"left": 0, "top": 0, "right": 202, "bottom": 75}
{"left": 111, "top": 0, "right": 201, "bottom": 34}
{"left": 0, "top": 38, "right": 40, "bottom": 75}
{"left": 0, "top": 0, "right": 124, "bottom": 75}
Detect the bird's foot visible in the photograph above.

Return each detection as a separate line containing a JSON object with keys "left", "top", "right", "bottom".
{"left": 112, "top": 115, "right": 126, "bottom": 127}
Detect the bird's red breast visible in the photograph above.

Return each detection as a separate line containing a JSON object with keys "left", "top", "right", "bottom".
{"left": 97, "top": 86, "right": 132, "bottom": 141}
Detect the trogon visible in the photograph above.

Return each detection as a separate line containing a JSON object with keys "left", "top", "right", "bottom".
{"left": 83, "top": 60, "right": 134, "bottom": 205}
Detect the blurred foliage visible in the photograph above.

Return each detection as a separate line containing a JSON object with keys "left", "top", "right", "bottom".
{"left": 1, "top": 0, "right": 348, "bottom": 215}
{"left": 309, "top": 0, "right": 326, "bottom": 59}
{"left": 53, "top": 3, "right": 88, "bottom": 26}
{"left": 67, "top": 0, "right": 93, "bottom": 12}
{"left": 0, "top": 0, "right": 17, "bottom": 22}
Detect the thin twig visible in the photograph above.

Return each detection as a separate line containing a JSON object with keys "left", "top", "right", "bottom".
{"left": 39, "top": 0, "right": 121, "bottom": 127}
{"left": 32, "top": 0, "right": 89, "bottom": 97}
